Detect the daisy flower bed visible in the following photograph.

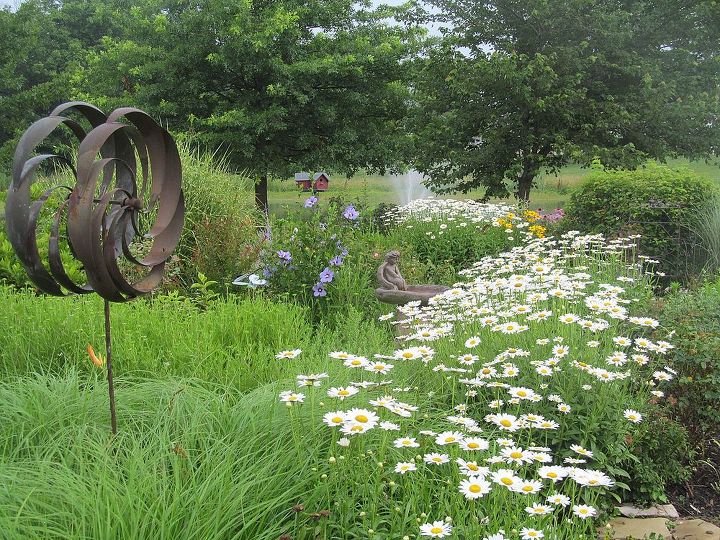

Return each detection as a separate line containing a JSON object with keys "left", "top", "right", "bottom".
{"left": 382, "top": 199, "right": 548, "bottom": 273}
{"left": 275, "top": 230, "right": 675, "bottom": 539}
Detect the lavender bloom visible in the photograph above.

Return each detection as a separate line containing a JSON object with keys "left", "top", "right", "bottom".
{"left": 319, "top": 267, "right": 335, "bottom": 283}
{"left": 329, "top": 255, "right": 344, "bottom": 267}
{"left": 277, "top": 250, "right": 292, "bottom": 264}
{"left": 304, "top": 196, "right": 318, "bottom": 208}
{"left": 343, "top": 205, "right": 359, "bottom": 221}
{"left": 312, "top": 283, "right": 327, "bottom": 297}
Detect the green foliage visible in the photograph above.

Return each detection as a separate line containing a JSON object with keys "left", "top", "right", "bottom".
{"left": 564, "top": 162, "right": 718, "bottom": 281}
{"left": 0, "top": 0, "right": 130, "bottom": 167}
{"left": 0, "top": 373, "right": 323, "bottom": 539}
{"left": 73, "top": 0, "right": 421, "bottom": 182}
{"left": 396, "top": 218, "right": 511, "bottom": 275}
{"left": 0, "top": 285, "right": 311, "bottom": 390}
{"left": 412, "top": 0, "right": 720, "bottom": 200}
{"left": 622, "top": 413, "right": 693, "bottom": 503}
{"left": 659, "top": 279, "right": 720, "bottom": 441}
{"left": 262, "top": 197, "right": 361, "bottom": 316}
{"left": 174, "top": 144, "right": 263, "bottom": 288}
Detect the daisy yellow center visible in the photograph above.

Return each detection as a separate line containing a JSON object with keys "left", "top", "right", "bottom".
{"left": 351, "top": 425, "right": 363, "bottom": 432}
{"left": 468, "top": 464, "right": 479, "bottom": 471}
{"left": 579, "top": 508, "right": 589, "bottom": 514}
{"left": 469, "top": 485, "right": 481, "bottom": 493}
{"left": 339, "top": 390, "right": 349, "bottom": 396}
{"left": 403, "top": 352, "right": 414, "bottom": 358}
{"left": 355, "top": 415, "right": 368, "bottom": 423}
{"left": 468, "top": 442, "right": 479, "bottom": 449}
{"left": 374, "top": 365, "right": 384, "bottom": 370}
{"left": 588, "top": 479, "right": 598, "bottom": 485}
{"left": 501, "top": 477, "right": 514, "bottom": 485}
{"left": 351, "top": 360, "right": 361, "bottom": 365}
{"left": 548, "top": 472, "right": 558, "bottom": 478}
{"left": 402, "top": 440, "right": 411, "bottom": 445}
{"left": 517, "top": 391, "right": 527, "bottom": 397}
{"left": 430, "top": 527, "right": 443, "bottom": 534}
{"left": 445, "top": 437, "right": 456, "bottom": 442}
{"left": 500, "top": 419, "right": 512, "bottom": 427}
{"left": 482, "top": 369, "right": 491, "bottom": 374}
{"left": 332, "top": 417, "right": 343, "bottom": 423}
{"left": 432, "top": 457, "right": 442, "bottom": 462}
{"left": 510, "top": 451, "right": 523, "bottom": 459}
{"left": 522, "top": 485, "right": 533, "bottom": 492}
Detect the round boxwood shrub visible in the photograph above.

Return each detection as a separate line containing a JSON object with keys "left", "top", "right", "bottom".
{"left": 564, "top": 162, "right": 718, "bottom": 281}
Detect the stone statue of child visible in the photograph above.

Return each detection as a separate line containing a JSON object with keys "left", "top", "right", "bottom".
{"left": 377, "top": 250, "right": 407, "bottom": 291}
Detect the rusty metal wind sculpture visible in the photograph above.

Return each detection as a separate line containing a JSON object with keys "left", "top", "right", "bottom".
{"left": 5, "top": 101, "right": 185, "bottom": 434}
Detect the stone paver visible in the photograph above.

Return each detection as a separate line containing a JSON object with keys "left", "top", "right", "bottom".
{"left": 604, "top": 517, "right": 672, "bottom": 539}
{"left": 674, "top": 519, "right": 720, "bottom": 540}
{"left": 617, "top": 504, "right": 680, "bottom": 519}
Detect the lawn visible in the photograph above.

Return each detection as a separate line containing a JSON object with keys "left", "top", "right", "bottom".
{"left": 264, "top": 159, "right": 720, "bottom": 215}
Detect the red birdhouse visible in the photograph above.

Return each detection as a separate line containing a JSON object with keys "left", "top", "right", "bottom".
{"left": 295, "top": 172, "right": 312, "bottom": 191}
{"left": 313, "top": 172, "right": 330, "bottom": 192}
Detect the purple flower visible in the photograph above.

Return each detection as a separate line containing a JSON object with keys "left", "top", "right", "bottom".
{"left": 343, "top": 205, "right": 359, "bottom": 221}
{"left": 319, "top": 267, "right": 335, "bottom": 283}
{"left": 329, "top": 255, "right": 344, "bottom": 267}
{"left": 312, "top": 283, "right": 327, "bottom": 297}
{"left": 277, "top": 250, "right": 292, "bottom": 264}
{"left": 304, "top": 196, "right": 318, "bottom": 208}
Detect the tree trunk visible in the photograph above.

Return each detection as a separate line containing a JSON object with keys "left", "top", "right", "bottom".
{"left": 255, "top": 173, "right": 269, "bottom": 215}
{"left": 516, "top": 168, "right": 535, "bottom": 203}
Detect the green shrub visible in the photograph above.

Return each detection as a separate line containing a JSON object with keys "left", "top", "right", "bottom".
{"left": 175, "top": 144, "right": 263, "bottom": 288}
{"left": 621, "top": 413, "right": 693, "bottom": 503}
{"left": 564, "top": 161, "right": 718, "bottom": 281}
{"left": 398, "top": 220, "right": 511, "bottom": 273}
{"left": 658, "top": 278, "right": 720, "bottom": 441}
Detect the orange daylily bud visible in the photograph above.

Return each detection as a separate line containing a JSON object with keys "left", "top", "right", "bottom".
{"left": 87, "top": 344, "right": 105, "bottom": 368}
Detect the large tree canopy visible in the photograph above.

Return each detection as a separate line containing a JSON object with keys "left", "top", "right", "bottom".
{"left": 411, "top": 0, "right": 720, "bottom": 201}
{"left": 73, "top": 0, "right": 422, "bottom": 211}
{"left": 0, "top": 0, "right": 132, "bottom": 172}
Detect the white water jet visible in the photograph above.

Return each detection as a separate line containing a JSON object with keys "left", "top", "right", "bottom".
{"left": 391, "top": 170, "right": 432, "bottom": 205}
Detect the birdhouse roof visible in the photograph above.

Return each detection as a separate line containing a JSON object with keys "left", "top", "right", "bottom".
{"left": 295, "top": 172, "right": 310, "bottom": 181}
{"left": 313, "top": 172, "right": 329, "bottom": 181}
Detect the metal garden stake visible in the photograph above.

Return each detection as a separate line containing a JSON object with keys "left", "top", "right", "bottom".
{"left": 5, "top": 102, "right": 185, "bottom": 434}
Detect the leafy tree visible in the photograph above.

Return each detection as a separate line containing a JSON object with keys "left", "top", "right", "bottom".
{"left": 0, "top": 0, "right": 131, "bottom": 177}
{"left": 411, "top": 0, "right": 720, "bottom": 201}
{"left": 73, "top": 0, "right": 422, "bottom": 212}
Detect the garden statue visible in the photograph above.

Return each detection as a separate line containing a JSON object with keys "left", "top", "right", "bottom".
{"left": 375, "top": 250, "right": 449, "bottom": 306}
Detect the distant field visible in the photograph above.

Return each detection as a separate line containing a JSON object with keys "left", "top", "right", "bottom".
{"left": 267, "top": 159, "right": 720, "bottom": 214}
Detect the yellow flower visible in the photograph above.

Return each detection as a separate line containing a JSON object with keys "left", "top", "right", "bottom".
{"left": 523, "top": 210, "right": 541, "bottom": 223}
{"left": 87, "top": 344, "right": 105, "bottom": 368}
{"left": 528, "top": 224, "right": 546, "bottom": 238}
